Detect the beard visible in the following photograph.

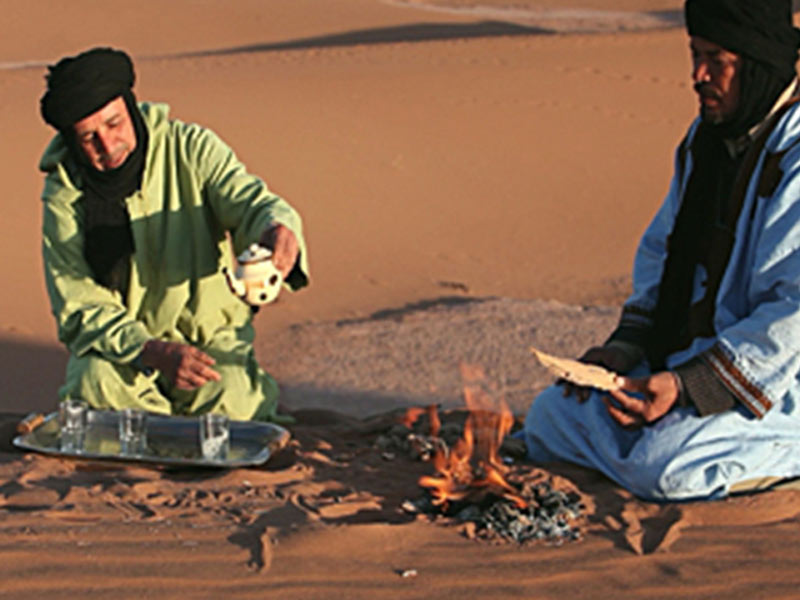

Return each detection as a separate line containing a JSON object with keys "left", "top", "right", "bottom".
{"left": 700, "top": 106, "right": 724, "bottom": 124}
{"left": 694, "top": 81, "right": 726, "bottom": 124}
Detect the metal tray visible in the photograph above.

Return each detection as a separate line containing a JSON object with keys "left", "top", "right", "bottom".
{"left": 12, "top": 410, "right": 290, "bottom": 468}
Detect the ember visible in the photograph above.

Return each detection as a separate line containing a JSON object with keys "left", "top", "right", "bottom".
{"left": 400, "top": 365, "right": 585, "bottom": 545}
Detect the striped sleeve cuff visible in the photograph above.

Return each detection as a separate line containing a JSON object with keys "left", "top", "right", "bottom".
{"left": 673, "top": 356, "right": 736, "bottom": 416}
{"left": 695, "top": 345, "right": 773, "bottom": 418}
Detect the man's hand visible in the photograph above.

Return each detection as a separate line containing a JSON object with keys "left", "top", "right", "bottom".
{"left": 562, "top": 345, "right": 638, "bottom": 402}
{"left": 259, "top": 224, "right": 299, "bottom": 279}
{"left": 139, "top": 340, "right": 221, "bottom": 390}
{"left": 604, "top": 371, "right": 680, "bottom": 428}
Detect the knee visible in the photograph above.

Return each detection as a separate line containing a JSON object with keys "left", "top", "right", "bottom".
{"left": 524, "top": 385, "right": 569, "bottom": 430}
{"left": 527, "top": 385, "right": 560, "bottom": 416}
{"left": 62, "top": 353, "right": 128, "bottom": 409}
{"left": 632, "top": 460, "right": 731, "bottom": 501}
{"left": 613, "top": 448, "right": 716, "bottom": 502}
{"left": 191, "top": 361, "right": 280, "bottom": 421}
{"left": 230, "top": 364, "right": 279, "bottom": 421}
{"left": 61, "top": 353, "right": 170, "bottom": 413}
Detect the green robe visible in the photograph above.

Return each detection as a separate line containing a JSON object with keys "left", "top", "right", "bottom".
{"left": 40, "top": 102, "right": 308, "bottom": 421}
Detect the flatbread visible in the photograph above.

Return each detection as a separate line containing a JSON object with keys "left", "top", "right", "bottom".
{"left": 530, "top": 347, "right": 621, "bottom": 391}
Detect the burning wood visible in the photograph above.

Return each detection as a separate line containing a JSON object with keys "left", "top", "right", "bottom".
{"left": 398, "top": 364, "right": 585, "bottom": 545}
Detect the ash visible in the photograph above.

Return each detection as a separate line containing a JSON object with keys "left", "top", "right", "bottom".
{"left": 473, "top": 481, "right": 583, "bottom": 545}
{"left": 403, "top": 478, "right": 585, "bottom": 546}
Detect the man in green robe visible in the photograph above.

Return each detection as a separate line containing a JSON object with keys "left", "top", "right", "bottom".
{"left": 39, "top": 47, "right": 308, "bottom": 422}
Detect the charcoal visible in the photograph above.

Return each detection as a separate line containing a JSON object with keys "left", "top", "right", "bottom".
{"left": 500, "top": 436, "right": 529, "bottom": 460}
{"left": 408, "top": 476, "right": 586, "bottom": 546}
{"left": 439, "top": 422, "right": 463, "bottom": 446}
{"left": 389, "top": 424, "right": 412, "bottom": 438}
{"left": 406, "top": 433, "right": 449, "bottom": 462}
{"left": 374, "top": 434, "right": 394, "bottom": 451}
{"left": 406, "top": 433, "right": 432, "bottom": 461}
{"left": 456, "top": 504, "right": 482, "bottom": 522}
{"left": 401, "top": 495, "right": 435, "bottom": 514}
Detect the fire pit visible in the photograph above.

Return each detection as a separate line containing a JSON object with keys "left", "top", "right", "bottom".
{"left": 386, "top": 366, "right": 586, "bottom": 545}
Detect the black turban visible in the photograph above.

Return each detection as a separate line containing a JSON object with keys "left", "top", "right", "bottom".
{"left": 685, "top": 0, "right": 800, "bottom": 79}
{"left": 40, "top": 47, "right": 135, "bottom": 130}
{"left": 686, "top": 0, "right": 800, "bottom": 139}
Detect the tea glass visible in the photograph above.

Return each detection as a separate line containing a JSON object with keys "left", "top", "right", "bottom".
{"left": 59, "top": 399, "right": 88, "bottom": 453}
{"left": 199, "top": 413, "right": 230, "bottom": 461}
{"left": 118, "top": 408, "right": 148, "bottom": 456}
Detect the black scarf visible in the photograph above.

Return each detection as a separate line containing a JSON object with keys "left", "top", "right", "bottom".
{"left": 646, "top": 125, "right": 741, "bottom": 368}
{"left": 66, "top": 91, "right": 148, "bottom": 294}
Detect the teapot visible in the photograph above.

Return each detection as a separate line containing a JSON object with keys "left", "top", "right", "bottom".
{"left": 222, "top": 244, "right": 283, "bottom": 306}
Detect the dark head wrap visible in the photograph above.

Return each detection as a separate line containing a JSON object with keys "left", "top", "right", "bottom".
{"left": 40, "top": 47, "right": 136, "bottom": 131}
{"left": 40, "top": 47, "right": 148, "bottom": 296}
{"left": 685, "top": 0, "right": 800, "bottom": 138}
{"left": 685, "top": 0, "right": 800, "bottom": 77}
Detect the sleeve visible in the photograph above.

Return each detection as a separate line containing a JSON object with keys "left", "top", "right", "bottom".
{"left": 41, "top": 169, "right": 152, "bottom": 363}
{"left": 184, "top": 124, "right": 309, "bottom": 290}
{"left": 685, "top": 144, "right": 800, "bottom": 419}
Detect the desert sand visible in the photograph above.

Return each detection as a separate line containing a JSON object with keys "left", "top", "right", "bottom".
{"left": 2, "top": 1, "right": 800, "bottom": 598}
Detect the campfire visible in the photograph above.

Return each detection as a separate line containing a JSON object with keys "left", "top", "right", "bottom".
{"left": 391, "top": 365, "right": 585, "bottom": 545}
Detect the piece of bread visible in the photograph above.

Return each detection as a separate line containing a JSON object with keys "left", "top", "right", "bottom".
{"left": 531, "top": 347, "right": 621, "bottom": 391}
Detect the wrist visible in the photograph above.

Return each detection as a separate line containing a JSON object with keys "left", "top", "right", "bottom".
{"left": 131, "top": 340, "right": 157, "bottom": 375}
{"left": 669, "top": 371, "right": 686, "bottom": 406}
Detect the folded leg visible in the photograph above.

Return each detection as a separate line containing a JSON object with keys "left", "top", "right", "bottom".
{"left": 60, "top": 352, "right": 172, "bottom": 414}
{"left": 521, "top": 378, "right": 800, "bottom": 500}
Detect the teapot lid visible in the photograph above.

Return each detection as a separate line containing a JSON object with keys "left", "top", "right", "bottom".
{"left": 238, "top": 243, "right": 273, "bottom": 264}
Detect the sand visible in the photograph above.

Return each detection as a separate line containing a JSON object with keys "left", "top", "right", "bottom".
{"left": 2, "top": 1, "right": 800, "bottom": 598}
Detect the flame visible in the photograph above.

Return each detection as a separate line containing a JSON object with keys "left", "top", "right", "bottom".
{"left": 418, "top": 365, "right": 527, "bottom": 510}
{"left": 427, "top": 403, "right": 441, "bottom": 438}
{"left": 402, "top": 406, "right": 427, "bottom": 429}
{"left": 401, "top": 403, "right": 441, "bottom": 435}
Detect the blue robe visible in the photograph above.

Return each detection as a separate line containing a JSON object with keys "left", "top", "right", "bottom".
{"left": 521, "top": 97, "right": 800, "bottom": 500}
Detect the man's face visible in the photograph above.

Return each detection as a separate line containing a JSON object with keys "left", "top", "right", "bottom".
{"left": 72, "top": 95, "right": 137, "bottom": 171}
{"left": 690, "top": 36, "right": 742, "bottom": 125}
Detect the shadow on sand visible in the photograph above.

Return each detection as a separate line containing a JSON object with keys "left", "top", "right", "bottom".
{"left": 0, "top": 336, "right": 66, "bottom": 416}
{"left": 155, "top": 20, "right": 551, "bottom": 61}
{"left": 157, "top": 9, "right": 689, "bottom": 63}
